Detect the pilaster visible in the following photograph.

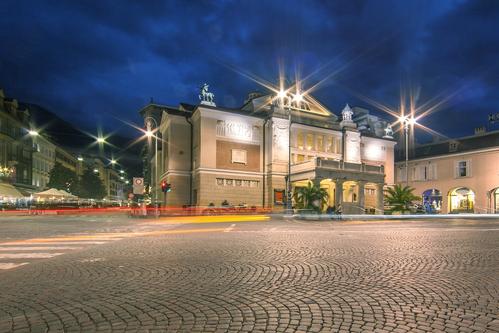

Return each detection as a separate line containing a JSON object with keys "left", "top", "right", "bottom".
{"left": 376, "top": 183, "right": 385, "bottom": 215}
{"left": 335, "top": 179, "right": 344, "bottom": 207}
{"left": 358, "top": 181, "right": 366, "bottom": 214}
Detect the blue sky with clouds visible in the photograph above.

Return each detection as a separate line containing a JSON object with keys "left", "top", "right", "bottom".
{"left": 0, "top": 0, "right": 498, "bottom": 140}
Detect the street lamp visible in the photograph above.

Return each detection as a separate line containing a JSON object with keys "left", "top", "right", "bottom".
{"left": 110, "top": 159, "right": 117, "bottom": 165}
{"left": 28, "top": 130, "right": 39, "bottom": 136}
{"left": 399, "top": 115, "right": 417, "bottom": 186}
{"left": 278, "top": 88, "right": 301, "bottom": 213}
{"left": 144, "top": 117, "right": 159, "bottom": 207}
{"left": 96, "top": 137, "right": 106, "bottom": 144}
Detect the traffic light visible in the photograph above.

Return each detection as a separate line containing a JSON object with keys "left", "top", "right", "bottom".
{"left": 161, "top": 181, "right": 172, "bottom": 193}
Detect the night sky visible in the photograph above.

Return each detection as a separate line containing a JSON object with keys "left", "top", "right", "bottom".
{"left": 1, "top": 0, "right": 498, "bottom": 141}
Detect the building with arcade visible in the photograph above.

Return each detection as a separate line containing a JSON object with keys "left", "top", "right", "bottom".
{"left": 140, "top": 84, "right": 397, "bottom": 214}
{"left": 395, "top": 128, "right": 499, "bottom": 213}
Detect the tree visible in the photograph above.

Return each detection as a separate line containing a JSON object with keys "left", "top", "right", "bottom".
{"left": 293, "top": 182, "right": 329, "bottom": 213}
{"left": 385, "top": 184, "right": 421, "bottom": 213}
{"left": 47, "top": 162, "right": 78, "bottom": 193}
{"left": 78, "top": 167, "right": 106, "bottom": 199}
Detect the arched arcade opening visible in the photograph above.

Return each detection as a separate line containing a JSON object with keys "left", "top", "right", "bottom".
{"left": 448, "top": 187, "right": 475, "bottom": 213}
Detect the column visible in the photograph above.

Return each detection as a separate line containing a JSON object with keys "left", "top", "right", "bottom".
{"left": 335, "top": 179, "right": 344, "bottom": 207}
{"left": 376, "top": 183, "right": 385, "bottom": 215}
{"left": 358, "top": 181, "right": 366, "bottom": 214}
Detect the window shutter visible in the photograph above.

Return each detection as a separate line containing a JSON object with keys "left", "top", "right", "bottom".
{"left": 431, "top": 164, "right": 437, "bottom": 180}
{"left": 454, "top": 161, "right": 459, "bottom": 178}
{"left": 467, "top": 159, "right": 472, "bottom": 177}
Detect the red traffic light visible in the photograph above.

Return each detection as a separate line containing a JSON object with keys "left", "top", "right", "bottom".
{"left": 161, "top": 181, "right": 172, "bottom": 193}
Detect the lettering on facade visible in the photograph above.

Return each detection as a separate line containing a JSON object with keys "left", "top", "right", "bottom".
{"left": 216, "top": 120, "right": 259, "bottom": 142}
{"left": 488, "top": 112, "right": 499, "bottom": 123}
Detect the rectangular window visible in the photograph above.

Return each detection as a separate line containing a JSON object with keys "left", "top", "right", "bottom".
{"left": 297, "top": 154, "right": 305, "bottom": 163}
{"left": 397, "top": 167, "right": 407, "bottom": 182}
{"left": 429, "top": 163, "right": 437, "bottom": 180}
{"left": 335, "top": 138, "right": 342, "bottom": 154}
{"left": 326, "top": 136, "right": 333, "bottom": 153}
{"left": 456, "top": 160, "right": 471, "bottom": 177}
{"left": 306, "top": 134, "right": 314, "bottom": 150}
{"left": 297, "top": 131, "right": 304, "bottom": 149}
{"left": 231, "top": 149, "right": 247, "bottom": 164}
{"left": 317, "top": 135, "right": 324, "bottom": 152}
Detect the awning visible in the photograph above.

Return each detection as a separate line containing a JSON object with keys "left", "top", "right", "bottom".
{"left": 34, "top": 188, "right": 78, "bottom": 199}
{"left": 0, "top": 183, "right": 24, "bottom": 199}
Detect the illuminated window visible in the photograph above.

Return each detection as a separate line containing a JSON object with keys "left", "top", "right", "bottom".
{"left": 297, "top": 154, "right": 305, "bottom": 163}
{"left": 306, "top": 134, "right": 313, "bottom": 150}
{"left": 335, "top": 138, "right": 342, "bottom": 154}
{"left": 297, "top": 131, "right": 304, "bottom": 149}
{"left": 317, "top": 135, "right": 324, "bottom": 152}
{"left": 326, "top": 136, "right": 333, "bottom": 152}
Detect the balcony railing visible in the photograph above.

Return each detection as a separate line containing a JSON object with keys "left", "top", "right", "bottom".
{"left": 291, "top": 157, "right": 384, "bottom": 174}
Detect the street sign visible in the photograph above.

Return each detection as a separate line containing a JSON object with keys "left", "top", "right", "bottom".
{"left": 132, "top": 177, "right": 144, "bottom": 195}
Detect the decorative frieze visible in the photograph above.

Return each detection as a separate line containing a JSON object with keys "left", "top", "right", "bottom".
{"left": 216, "top": 178, "right": 259, "bottom": 188}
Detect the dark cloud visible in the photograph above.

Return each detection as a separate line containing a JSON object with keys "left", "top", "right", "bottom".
{"left": 0, "top": 0, "right": 498, "bottom": 140}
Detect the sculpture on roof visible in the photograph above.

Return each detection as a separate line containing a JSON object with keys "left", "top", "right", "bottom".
{"left": 199, "top": 83, "right": 216, "bottom": 106}
{"left": 383, "top": 124, "right": 394, "bottom": 139}
{"left": 341, "top": 104, "right": 353, "bottom": 122}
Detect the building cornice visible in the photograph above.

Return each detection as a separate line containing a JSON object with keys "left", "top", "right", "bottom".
{"left": 395, "top": 146, "right": 499, "bottom": 165}
{"left": 198, "top": 107, "right": 265, "bottom": 124}
{"left": 291, "top": 122, "right": 342, "bottom": 136}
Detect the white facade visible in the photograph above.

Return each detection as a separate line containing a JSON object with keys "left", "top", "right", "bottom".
{"left": 32, "top": 135, "right": 56, "bottom": 190}
{"left": 141, "top": 89, "right": 396, "bottom": 213}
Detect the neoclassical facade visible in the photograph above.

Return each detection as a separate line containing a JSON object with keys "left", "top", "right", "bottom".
{"left": 140, "top": 87, "right": 396, "bottom": 214}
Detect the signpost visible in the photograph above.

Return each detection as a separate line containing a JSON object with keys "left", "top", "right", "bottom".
{"left": 132, "top": 177, "right": 144, "bottom": 195}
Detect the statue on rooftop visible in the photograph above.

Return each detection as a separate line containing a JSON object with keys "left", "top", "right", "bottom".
{"left": 199, "top": 83, "right": 216, "bottom": 106}
{"left": 383, "top": 124, "right": 394, "bottom": 139}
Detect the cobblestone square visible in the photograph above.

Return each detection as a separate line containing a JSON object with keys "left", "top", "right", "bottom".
{"left": 0, "top": 216, "right": 498, "bottom": 332}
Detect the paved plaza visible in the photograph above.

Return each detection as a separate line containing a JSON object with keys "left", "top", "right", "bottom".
{"left": 0, "top": 215, "right": 498, "bottom": 332}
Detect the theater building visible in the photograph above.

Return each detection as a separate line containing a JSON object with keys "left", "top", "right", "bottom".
{"left": 140, "top": 85, "right": 396, "bottom": 214}
{"left": 395, "top": 128, "right": 499, "bottom": 214}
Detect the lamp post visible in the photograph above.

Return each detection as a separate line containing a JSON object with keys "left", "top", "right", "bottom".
{"left": 278, "top": 89, "right": 303, "bottom": 213}
{"left": 399, "top": 116, "right": 416, "bottom": 186}
{"left": 144, "top": 116, "right": 158, "bottom": 207}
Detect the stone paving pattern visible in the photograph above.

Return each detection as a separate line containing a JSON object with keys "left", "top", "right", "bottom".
{"left": 0, "top": 219, "right": 498, "bottom": 332}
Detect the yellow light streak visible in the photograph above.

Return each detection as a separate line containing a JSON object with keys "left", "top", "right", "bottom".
{"left": 146, "top": 215, "right": 270, "bottom": 225}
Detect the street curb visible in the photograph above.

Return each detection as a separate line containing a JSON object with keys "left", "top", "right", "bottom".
{"left": 292, "top": 213, "right": 499, "bottom": 221}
